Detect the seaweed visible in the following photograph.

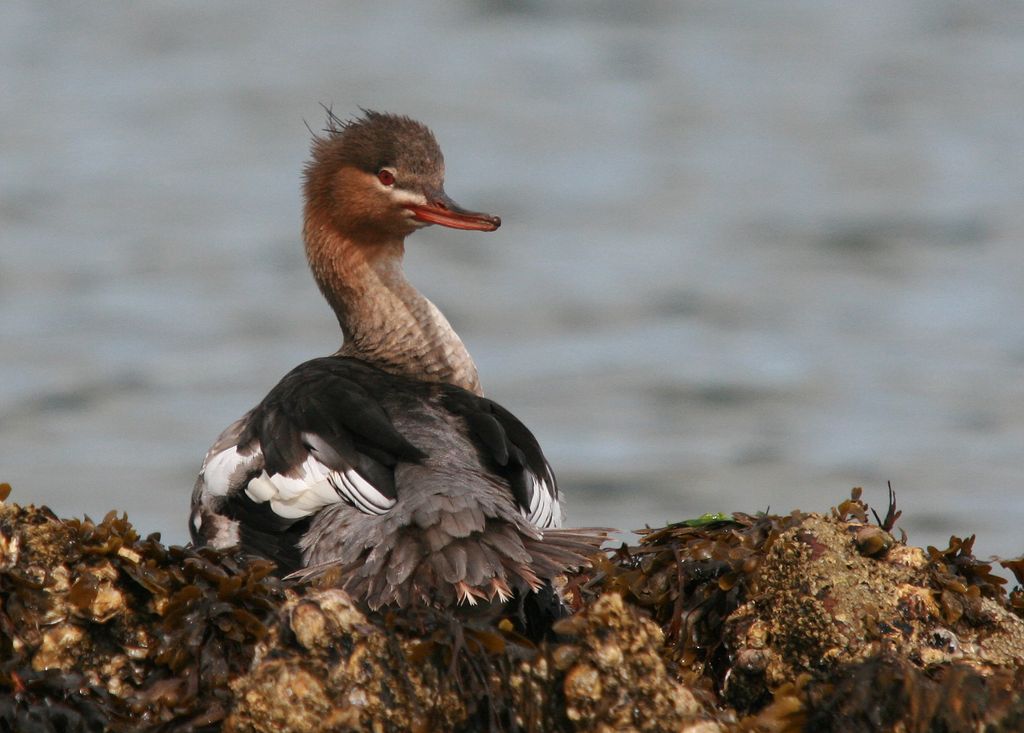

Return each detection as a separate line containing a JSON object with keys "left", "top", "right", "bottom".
{"left": 926, "top": 534, "right": 1006, "bottom": 626}
{"left": 4, "top": 483, "right": 1024, "bottom": 732}
{"left": 0, "top": 494, "right": 284, "bottom": 732}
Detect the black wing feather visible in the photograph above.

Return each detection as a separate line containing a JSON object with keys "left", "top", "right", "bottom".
{"left": 225, "top": 357, "right": 430, "bottom": 529}
{"left": 256, "top": 358, "right": 426, "bottom": 478}
{"left": 462, "top": 410, "right": 511, "bottom": 466}
{"left": 440, "top": 392, "right": 557, "bottom": 517}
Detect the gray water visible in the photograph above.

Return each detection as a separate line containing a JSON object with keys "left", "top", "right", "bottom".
{"left": 3, "top": 2, "right": 1024, "bottom": 562}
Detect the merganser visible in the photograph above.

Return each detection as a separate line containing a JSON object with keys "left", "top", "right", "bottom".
{"left": 190, "top": 110, "right": 605, "bottom": 609}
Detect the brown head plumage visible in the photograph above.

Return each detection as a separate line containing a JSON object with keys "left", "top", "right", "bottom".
{"left": 302, "top": 108, "right": 499, "bottom": 241}
{"left": 308, "top": 109, "right": 444, "bottom": 188}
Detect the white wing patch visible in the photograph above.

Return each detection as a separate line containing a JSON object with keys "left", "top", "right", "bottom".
{"left": 332, "top": 468, "right": 395, "bottom": 515}
{"left": 245, "top": 453, "right": 342, "bottom": 519}
{"left": 524, "top": 472, "right": 561, "bottom": 529}
{"left": 201, "top": 433, "right": 397, "bottom": 521}
{"left": 202, "top": 445, "right": 260, "bottom": 497}
{"left": 244, "top": 455, "right": 396, "bottom": 519}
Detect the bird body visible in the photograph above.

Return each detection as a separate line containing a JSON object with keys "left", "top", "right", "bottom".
{"left": 190, "top": 110, "right": 604, "bottom": 608}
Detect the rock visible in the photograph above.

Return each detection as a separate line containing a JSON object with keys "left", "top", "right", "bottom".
{"left": 0, "top": 486, "right": 285, "bottom": 731}
{"left": 721, "top": 514, "right": 1024, "bottom": 708}
{"left": 546, "top": 593, "right": 715, "bottom": 732}
{"left": 227, "top": 588, "right": 468, "bottom": 732}
{"left": 3, "top": 481, "right": 1024, "bottom": 732}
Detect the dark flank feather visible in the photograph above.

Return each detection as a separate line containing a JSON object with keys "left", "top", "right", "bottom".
{"left": 229, "top": 495, "right": 311, "bottom": 572}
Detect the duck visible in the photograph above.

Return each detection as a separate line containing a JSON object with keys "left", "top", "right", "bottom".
{"left": 189, "top": 109, "right": 606, "bottom": 609}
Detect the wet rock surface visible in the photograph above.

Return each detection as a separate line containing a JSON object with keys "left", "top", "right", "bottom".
{"left": 3, "top": 482, "right": 1024, "bottom": 732}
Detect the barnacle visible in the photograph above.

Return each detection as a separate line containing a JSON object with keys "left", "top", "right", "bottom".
{"left": 226, "top": 589, "right": 472, "bottom": 732}
{"left": 546, "top": 593, "right": 713, "bottom": 731}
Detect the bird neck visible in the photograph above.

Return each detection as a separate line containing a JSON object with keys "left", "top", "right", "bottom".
{"left": 303, "top": 211, "right": 482, "bottom": 395}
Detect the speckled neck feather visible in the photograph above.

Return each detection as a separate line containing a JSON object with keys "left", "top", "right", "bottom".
{"left": 303, "top": 209, "right": 482, "bottom": 396}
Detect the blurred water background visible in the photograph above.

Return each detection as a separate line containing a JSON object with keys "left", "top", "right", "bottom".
{"left": 3, "top": 2, "right": 1024, "bottom": 560}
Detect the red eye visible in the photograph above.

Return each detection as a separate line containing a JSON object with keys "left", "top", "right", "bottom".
{"left": 377, "top": 169, "right": 395, "bottom": 186}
